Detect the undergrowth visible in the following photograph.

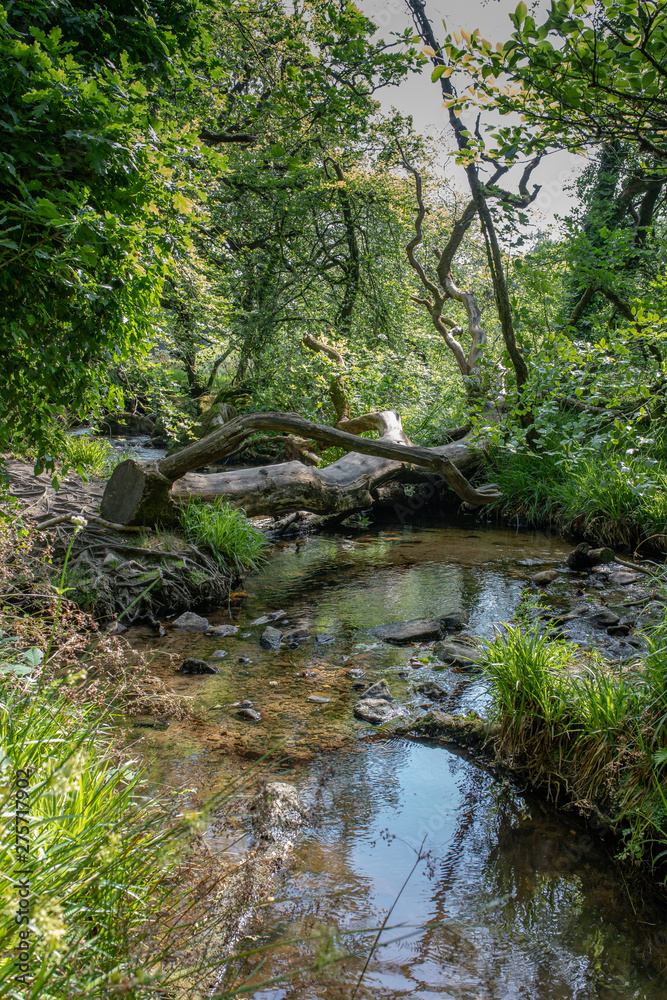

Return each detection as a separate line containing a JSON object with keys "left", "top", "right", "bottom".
{"left": 63, "top": 436, "right": 143, "bottom": 480}
{"left": 179, "top": 498, "right": 266, "bottom": 573}
{"left": 480, "top": 611, "right": 667, "bottom": 868}
{"left": 62, "top": 436, "right": 117, "bottom": 478}
{"left": 0, "top": 676, "right": 217, "bottom": 999}
{"left": 485, "top": 434, "right": 667, "bottom": 552}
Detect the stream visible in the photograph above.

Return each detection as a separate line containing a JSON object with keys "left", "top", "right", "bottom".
{"left": 123, "top": 524, "right": 667, "bottom": 999}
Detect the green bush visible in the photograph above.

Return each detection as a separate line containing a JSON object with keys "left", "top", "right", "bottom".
{"left": 479, "top": 613, "right": 667, "bottom": 866}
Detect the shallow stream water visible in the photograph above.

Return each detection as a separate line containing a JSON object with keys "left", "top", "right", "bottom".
{"left": 124, "top": 524, "right": 667, "bottom": 999}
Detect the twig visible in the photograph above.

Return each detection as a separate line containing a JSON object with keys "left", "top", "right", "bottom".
{"left": 350, "top": 838, "right": 428, "bottom": 1000}
{"left": 614, "top": 556, "right": 661, "bottom": 577}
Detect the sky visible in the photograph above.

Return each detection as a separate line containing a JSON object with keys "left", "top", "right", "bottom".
{"left": 356, "top": 0, "right": 586, "bottom": 226}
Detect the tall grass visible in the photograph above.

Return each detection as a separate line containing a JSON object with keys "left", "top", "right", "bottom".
{"left": 486, "top": 446, "right": 667, "bottom": 551}
{"left": 63, "top": 436, "right": 117, "bottom": 478}
{"left": 480, "top": 614, "right": 667, "bottom": 867}
{"left": 0, "top": 668, "right": 279, "bottom": 998}
{"left": 0, "top": 680, "right": 181, "bottom": 998}
{"left": 179, "top": 499, "right": 266, "bottom": 573}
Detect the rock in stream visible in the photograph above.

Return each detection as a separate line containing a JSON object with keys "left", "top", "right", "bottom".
{"left": 370, "top": 611, "right": 467, "bottom": 644}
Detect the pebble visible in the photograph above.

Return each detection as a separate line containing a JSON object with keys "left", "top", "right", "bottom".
{"left": 530, "top": 569, "right": 559, "bottom": 585}
{"left": 237, "top": 708, "right": 262, "bottom": 722}
{"left": 210, "top": 650, "right": 227, "bottom": 658}
{"left": 307, "top": 695, "right": 332, "bottom": 704}
{"left": 609, "top": 572, "right": 640, "bottom": 586}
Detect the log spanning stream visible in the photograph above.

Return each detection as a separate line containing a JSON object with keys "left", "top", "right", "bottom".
{"left": 124, "top": 524, "right": 667, "bottom": 999}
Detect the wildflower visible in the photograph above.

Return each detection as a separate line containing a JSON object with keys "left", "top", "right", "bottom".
{"left": 70, "top": 515, "right": 88, "bottom": 532}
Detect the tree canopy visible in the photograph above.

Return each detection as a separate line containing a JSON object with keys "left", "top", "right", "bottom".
{"left": 1, "top": 0, "right": 666, "bottom": 555}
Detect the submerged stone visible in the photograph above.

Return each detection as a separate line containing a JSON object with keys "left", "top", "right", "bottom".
{"left": 249, "top": 781, "right": 306, "bottom": 841}
{"left": 237, "top": 707, "right": 262, "bottom": 721}
{"left": 249, "top": 610, "right": 286, "bottom": 627}
{"left": 260, "top": 626, "right": 283, "bottom": 650}
{"left": 177, "top": 657, "right": 219, "bottom": 675}
{"left": 172, "top": 612, "right": 209, "bottom": 631}
{"left": 588, "top": 609, "right": 621, "bottom": 628}
{"left": 307, "top": 695, "right": 332, "bottom": 704}
{"left": 207, "top": 624, "right": 239, "bottom": 637}
{"left": 358, "top": 679, "right": 394, "bottom": 702}
{"left": 416, "top": 680, "right": 448, "bottom": 701}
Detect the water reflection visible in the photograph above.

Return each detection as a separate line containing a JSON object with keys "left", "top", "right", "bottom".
{"left": 243, "top": 741, "right": 667, "bottom": 1000}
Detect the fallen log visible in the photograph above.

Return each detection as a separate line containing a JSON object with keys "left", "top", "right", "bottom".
{"left": 100, "top": 410, "right": 498, "bottom": 526}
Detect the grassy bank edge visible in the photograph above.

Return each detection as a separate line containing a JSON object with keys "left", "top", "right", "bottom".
{"left": 408, "top": 612, "right": 667, "bottom": 879}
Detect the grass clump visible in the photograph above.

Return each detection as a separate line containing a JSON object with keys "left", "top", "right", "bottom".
{"left": 479, "top": 614, "right": 667, "bottom": 868}
{"left": 179, "top": 498, "right": 266, "bottom": 573}
{"left": 486, "top": 445, "right": 667, "bottom": 551}
{"left": 63, "top": 436, "right": 116, "bottom": 478}
{"left": 0, "top": 679, "right": 197, "bottom": 998}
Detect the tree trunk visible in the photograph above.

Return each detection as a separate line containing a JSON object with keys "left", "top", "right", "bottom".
{"left": 100, "top": 410, "right": 498, "bottom": 526}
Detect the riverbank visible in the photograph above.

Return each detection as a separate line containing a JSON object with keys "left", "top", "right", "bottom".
{"left": 404, "top": 608, "right": 667, "bottom": 873}
{"left": 3, "top": 456, "right": 667, "bottom": 997}
{"left": 2, "top": 459, "right": 248, "bottom": 622}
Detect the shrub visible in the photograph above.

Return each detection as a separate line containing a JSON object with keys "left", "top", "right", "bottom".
{"left": 0, "top": 681, "right": 186, "bottom": 998}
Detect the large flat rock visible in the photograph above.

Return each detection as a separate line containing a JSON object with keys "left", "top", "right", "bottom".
{"left": 370, "top": 611, "right": 466, "bottom": 645}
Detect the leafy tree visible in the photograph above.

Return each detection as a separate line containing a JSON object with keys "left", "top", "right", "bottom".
{"left": 177, "top": 0, "right": 424, "bottom": 411}
{"left": 437, "top": 0, "right": 667, "bottom": 164}
{"left": 0, "top": 0, "right": 211, "bottom": 466}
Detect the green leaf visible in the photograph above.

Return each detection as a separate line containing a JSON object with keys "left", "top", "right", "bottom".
{"left": 22, "top": 647, "right": 44, "bottom": 667}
